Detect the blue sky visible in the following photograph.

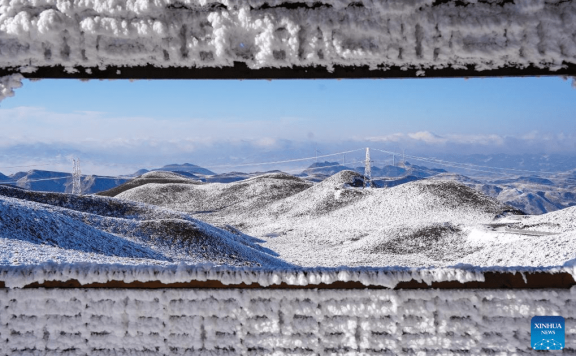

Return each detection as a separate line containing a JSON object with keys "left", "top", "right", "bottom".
{"left": 0, "top": 76, "right": 575, "bottom": 175}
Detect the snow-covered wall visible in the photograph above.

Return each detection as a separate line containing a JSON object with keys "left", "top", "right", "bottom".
{"left": 0, "top": 73, "right": 22, "bottom": 102}
{"left": 1, "top": 287, "right": 573, "bottom": 354}
{"left": 2, "top": 263, "right": 576, "bottom": 289}
{"left": 1, "top": 0, "right": 575, "bottom": 73}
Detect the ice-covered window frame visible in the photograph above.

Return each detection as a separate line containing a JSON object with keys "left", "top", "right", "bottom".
{"left": 0, "top": 0, "right": 575, "bottom": 80}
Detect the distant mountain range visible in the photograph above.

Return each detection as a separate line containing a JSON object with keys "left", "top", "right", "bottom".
{"left": 300, "top": 161, "right": 350, "bottom": 177}
{"left": 2, "top": 159, "right": 575, "bottom": 215}
{"left": 431, "top": 173, "right": 576, "bottom": 215}
{"left": 152, "top": 163, "right": 215, "bottom": 176}
{"left": 298, "top": 161, "right": 446, "bottom": 182}
{"left": 0, "top": 170, "right": 130, "bottom": 194}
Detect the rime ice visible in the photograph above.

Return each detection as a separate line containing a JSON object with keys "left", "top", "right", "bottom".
{"left": 1, "top": 287, "right": 575, "bottom": 354}
{"left": 0, "top": 0, "right": 575, "bottom": 72}
{"left": 0, "top": 74, "right": 23, "bottom": 102}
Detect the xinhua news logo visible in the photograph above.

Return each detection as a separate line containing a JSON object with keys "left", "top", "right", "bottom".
{"left": 531, "top": 316, "right": 565, "bottom": 351}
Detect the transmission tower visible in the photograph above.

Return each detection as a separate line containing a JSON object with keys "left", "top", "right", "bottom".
{"left": 364, "top": 147, "right": 372, "bottom": 188}
{"left": 72, "top": 158, "right": 82, "bottom": 195}
{"left": 402, "top": 149, "right": 406, "bottom": 166}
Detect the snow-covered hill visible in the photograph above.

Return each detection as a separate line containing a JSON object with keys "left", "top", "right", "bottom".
{"left": 433, "top": 172, "right": 576, "bottom": 215}
{"left": 114, "top": 170, "right": 576, "bottom": 268}
{"left": 0, "top": 185, "right": 290, "bottom": 268}
{"left": 97, "top": 171, "right": 202, "bottom": 197}
{"left": 298, "top": 161, "right": 446, "bottom": 183}
{"left": 3, "top": 167, "right": 576, "bottom": 269}
{"left": 368, "top": 163, "right": 447, "bottom": 179}
{"left": 117, "top": 172, "right": 313, "bottom": 226}
{"left": 457, "top": 206, "right": 576, "bottom": 267}
{"left": 299, "top": 161, "right": 351, "bottom": 177}
{"left": 153, "top": 163, "right": 215, "bottom": 176}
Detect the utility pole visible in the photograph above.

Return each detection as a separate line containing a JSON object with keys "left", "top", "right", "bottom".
{"left": 72, "top": 158, "right": 81, "bottom": 195}
{"left": 364, "top": 147, "right": 372, "bottom": 188}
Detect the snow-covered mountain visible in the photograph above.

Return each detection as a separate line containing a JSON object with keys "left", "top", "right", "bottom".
{"left": 0, "top": 185, "right": 289, "bottom": 267}
{"left": 153, "top": 163, "right": 215, "bottom": 176}
{"left": 372, "top": 175, "right": 424, "bottom": 188}
{"left": 300, "top": 161, "right": 351, "bottom": 176}
{"left": 432, "top": 172, "right": 576, "bottom": 215}
{"left": 204, "top": 170, "right": 288, "bottom": 183}
{"left": 98, "top": 171, "right": 202, "bottom": 197}
{"left": 367, "top": 163, "right": 447, "bottom": 179}
{"left": 298, "top": 161, "right": 446, "bottom": 183}
{"left": 117, "top": 172, "right": 313, "bottom": 220}
{"left": 114, "top": 170, "right": 576, "bottom": 268}
{"left": 3, "top": 168, "right": 576, "bottom": 269}
{"left": 5, "top": 159, "right": 574, "bottom": 216}
{"left": 457, "top": 206, "right": 576, "bottom": 267}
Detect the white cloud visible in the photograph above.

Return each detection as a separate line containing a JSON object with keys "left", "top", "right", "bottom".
{"left": 407, "top": 131, "right": 447, "bottom": 144}
{"left": 444, "top": 133, "right": 505, "bottom": 146}
{"left": 365, "top": 131, "right": 505, "bottom": 146}
{"left": 0, "top": 107, "right": 311, "bottom": 145}
{"left": 1, "top": 107, "right": 575, "bottom": 176}
{"left": 253, "top": 137, "right": 278, "bottom": 148}
{"left": 364, "top": 133, "right": 405, "bottom": 142}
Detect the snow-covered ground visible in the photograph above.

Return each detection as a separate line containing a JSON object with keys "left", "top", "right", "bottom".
{"left": 117, "top": 170, "right": 576, "bottom": 268}
{"left": 97, "top": 170, "right": 203, "bottom": 197}
{"left": 432, "top": 172, "right": 576, "bottom": 215}
{"left": 0, "top": 0, "right": 575, "bottom": 72}
{"left": 0, "top": 184, "right": 290, "bottom": 268}
{"left": 2, "top": 168, "right": 576, "bottom": 272}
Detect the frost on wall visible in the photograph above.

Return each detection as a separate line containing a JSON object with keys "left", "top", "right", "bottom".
{"left": 1, "top": 287, "right": 574, "bottom": 354}
{"left": 0, "top": 0, "right": 575, "bottom": 72}
{"left": 0, "top": 74, "right": 23, "bottom": 102}
{"left": 1, "top": 263, "right": 575, "bottom": 289}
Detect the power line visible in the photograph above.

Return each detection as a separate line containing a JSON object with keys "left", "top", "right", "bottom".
{"left": 371, "top": 148, "right": 559, "bottom": 175}
{"left": 0, "top": 148, "right": 366, "bottom": 175}
{"left": 368, "top": 159, "right": 516, "bottom": 177}
{"left": 201, "top": 148, "right": 366, "bottom": 169}
{"left": 0, "top": 176, "right": 70, "bottom": 185}
{"left": 0, "top": 161, "right": 368, "bottom": 186}
{"left": 371, "top": 153, "right": 518, "bottom": 176}
{"left": 281, "top": 160, "right": 363, "bottom": 174}
{"left": 0, "top": 175, "right": 130, "bottom": 186}
{"left": 0, "top": 147, "right": 563, "bottom": 187}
